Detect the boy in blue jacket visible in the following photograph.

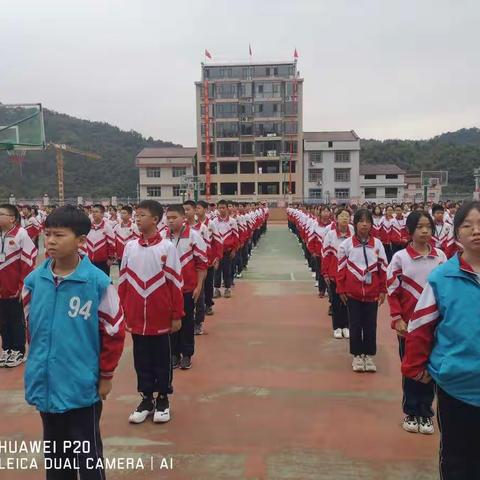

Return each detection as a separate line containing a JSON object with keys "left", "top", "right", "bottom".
{"left": 22, "top": 206, "right": 125, "bottom": 479}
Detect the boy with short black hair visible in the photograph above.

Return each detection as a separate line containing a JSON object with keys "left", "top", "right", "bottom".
{"left": 119, "top": 200, "right": 184, "bottom": 424}
{"left": 113, "top": 205, "right": 139, "bottom": 264}
{"left": 166, "top": 204, "right": 208, "bottom": 369}
{"left": 86, "top": 204, "right": 115, "bottom": 276}
{"left": 23, "top": 205, "right": 125, "bottom": 479}
{"left": 0, "top": 204, "right": 37, "bottom": 368}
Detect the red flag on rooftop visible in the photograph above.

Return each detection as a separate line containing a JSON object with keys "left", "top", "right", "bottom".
{"left": 294, "top": 48, "right": 298, "bottom": 59}
{"left": 205, "top": 49, "right": 212, "bottom": 59}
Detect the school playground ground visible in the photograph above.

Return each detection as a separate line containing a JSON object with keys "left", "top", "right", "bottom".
{"left": 0, "top": 224, "right": 438, "bottom": 480}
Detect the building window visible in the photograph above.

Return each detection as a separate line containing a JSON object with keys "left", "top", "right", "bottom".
{"left": 308, "top": 188, "right": 322, "bottom": 199}
{"left": 335, "top": 151, "right": 350, "bottom": 163}
{"left": 335, "top": 188, "right": 350, "bottom": 199}
{"left": 217, "top": 141, "right": 239, "bottom": 157}
{"left": 172, "top": 167, "right": 187, "bottom": 178}
{"left": 309, "top": 152, "right": 322, "bottom": 163}
{"left": 219, "top": 162, "right": 238, "bottom": 174}
{"left": 240, "top": 182, "right": 255, "bottom": 195}
{"left": 386, "top": 174, "right": 398, "bottom": 179}
{"left": 241, "top": 142, "right": 254, "bottom": 155}
{"left": 240, "top": 123, "right": 253, "bottom": 135}
{"left": 220, "top": 183, "right": 237, "bottom": 195}
{"left": 308, "top": 168, "right": 323, "bottom": 183}
{"left": 335, "top": 168, "right": 351, "bottom": 182}
{"left": 200, "top": 183, "right": 218, "bottom": 196}
{"left": 364, "top": 187, "right": 377, "bottom": 199}
{"left": 216, "top": 122, "right": 239, "bottom": 138}
{"left": 385, "top": 187, "right": 398, "bottom": 198}
{"left": 282, "top": 182, "right": 296, "bottom": 194}
{"left": 281, "top": 161, "right": 296, "bottom": 173}
{"left": 146, "top": 168, "right": 161, "bottom": 178}
{"left": 284, "top": 121, "right": 297, "bottom": 134}
{"left": 257, "top": 161, "right": 279, "bottom": 174}
{"left": 172, "top": 186, "right": 182, "bottom": 197}
{"left": 364, "top": 174, "right": 377, "bottom": 180}
{"left": 146, "top": 186, "right": 162, "bottom": 197}
{"left": 199, "top": 162, "right": 217, "bottom": 174}
{"left": 258, "top": 182, "right": 279, "bottom": 195}
{"left": 328, "top": 141, "right": 333, "bottom": 148}
{"left": 240, "top": 161, "right": 255, "bottom": 174}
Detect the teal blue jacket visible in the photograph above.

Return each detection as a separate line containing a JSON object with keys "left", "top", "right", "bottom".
{"left": 23, "top": 256, "right": 115, "bottom": 413}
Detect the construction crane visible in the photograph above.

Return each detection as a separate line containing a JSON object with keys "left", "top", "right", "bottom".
{"left": 48, "top": 143, "right": 101, "bottom": 205}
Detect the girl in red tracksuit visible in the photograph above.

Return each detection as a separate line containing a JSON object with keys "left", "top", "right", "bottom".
{"left": 336, "top": 208, "right": 388, "bottom": 373}
{"left": 381, "top": 205, "right": 394, "bottom": 264}
{"left": 322, "top": 209, "right": 354, "bottom": 339}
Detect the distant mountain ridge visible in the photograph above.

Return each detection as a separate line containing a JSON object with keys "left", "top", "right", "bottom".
{"left": 0, "top": 106, "right": 477, "bottom": 199}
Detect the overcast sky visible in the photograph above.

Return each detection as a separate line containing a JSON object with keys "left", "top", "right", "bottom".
{"left": 2, "top": 0, "right": 479, "bottom": 146}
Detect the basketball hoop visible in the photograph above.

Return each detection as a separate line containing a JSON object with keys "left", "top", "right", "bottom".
{"left": 7, "top": 148, "right": 27, "bottom": 165}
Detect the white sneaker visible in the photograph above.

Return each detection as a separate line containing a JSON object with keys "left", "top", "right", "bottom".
{"left": 352, "top": 355, "right": 365, "bottom": 372}
{"left": 311, "top": 272, "right": 316, "bottom": 278}
{"left": 314, "top": 281, "right": 319, "bottom": 287}
{"left": 6, "top": 350, "right": 25, "bottom": 368}
{"left": 128, "top": 395, "right": 155, "bottom": 424}
{"left": 0, "top": 350, "right": 11, "bottom": 368}
{"left": 364, "top": 355, "right": 377, "bottom": 372}
{"left": 418, "top": 417, "right": 434, "bottom": 435}
{"left": 333, "top": 328, "right": 343, "bottom": 339}
{"left": 342, "top": 328, "right": 350, "bottom": 339}
{"left": 153, "top": 395, "right": 171, "bottom": 423}
{"left": 402, "top": 415, "right": 419, "bottom": 433}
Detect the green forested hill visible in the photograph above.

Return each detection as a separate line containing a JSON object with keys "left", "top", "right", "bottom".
{"left": 361, "top": 128, "right": 480, "bottom": 194}
{"left": 0, "top": 108, "right": 179, "bottom": 200}
{"left": 1, "top": 106, "right": 478, "bottom": 200}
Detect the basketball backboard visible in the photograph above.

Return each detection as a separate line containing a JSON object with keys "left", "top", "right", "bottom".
{"left": 421, "top": 170, "right": 448, "bottom": 188}
{"left": 0, "top": 103, "right": 46, "bottom": 150}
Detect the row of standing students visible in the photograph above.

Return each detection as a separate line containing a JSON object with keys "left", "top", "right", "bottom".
{"left": 288, "top": 202, "right": 480, "bottom": 480}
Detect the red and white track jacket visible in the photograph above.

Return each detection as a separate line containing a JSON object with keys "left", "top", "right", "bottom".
{"left": 118, "top": 233, "right": 184, "bottom": 335}
{"left": 387, "top": 244, "right": 446, "bottom": 329}
{"left": 157, "top": 214, "right": 168, "bottom": 236}
{"left": 113, "top": 221, "right": 140, "bottom": 259}
{"left": 86, "top": 221, "right": 115, "bottom": 263}
{"left": 380, "top": 217, "right": 393, "bottom": 244}
{"left": 430, "top": 222, "right": 453, "bottom": 257}
{"left": 390, "top": 216, "right": 408, "bottom": 246}
{"left": 213, "top": 216, "right": 239, "bottom": 253}
{"left": 21, "top": 216, "right": 42, "bottom": 241}
{"left": 308, "top": 221, "right": 334, "bottom": 257}
{"left": 0, "top": 225, "right": 38, "bottom": 298}
{"left": 166, "top": 225, "right": 208, "bottom": 293}
{"left": 336, "top": 235, "right": 388, "bottom": 302}
{"left": 193, "top": 218, "right": 222, "bottom": 266}
{"left": 321, "top": 225, "right": 354, "bottom": 281}
{"left": 372, "top": 216, "right": 383, "bottom": 239}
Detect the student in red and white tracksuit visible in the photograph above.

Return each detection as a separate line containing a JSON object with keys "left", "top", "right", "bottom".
{"left": 0, "top": 204, "right": 37, "bottom": 367}
{"left": 336, "top": 208, "right": 387, "bottom": 373}
{"left": 86, "top": 204, "right": 115, "bottom": 276}
{"left": 113, "top": 205, "right": 139, "bottom": 263}
{"left": 213, "top": 200, "right": 239, "bottom": 298}
{"left": 195, "top": 201, "right": 222, "bottom": 317}
{"left": 391, "top": 206, "right": 408, "bottom": 256}
{"left": 119, "top": 200, "right": 184, "bottom": 424}
{"left": 387, "top": 210, "right": 447, "bottom": 434}
{"left": 381, "top": 206, "right": 395, "bottom": 263}
{"left": 166, "top": 205, "right": 208, "bottom": 370}
{"left": 322, "top": 210, "right": 354, "bottom": 338}
{"left": 21, "top": 205, "right": 42, "bottom": 249}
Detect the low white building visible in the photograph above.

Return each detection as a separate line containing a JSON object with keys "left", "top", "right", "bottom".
{"left": 303, "top": 131, "right": 361, "bottom": 204}
{"left": 359, "top": 164, "right": 406, "bottom": 204}
{"left": 136, "top": 147, "right": 197, "bottom": 203}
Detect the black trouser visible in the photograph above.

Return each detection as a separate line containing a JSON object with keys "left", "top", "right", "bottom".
{"left": 0, "top": 298, "right": 26, "bottom": 354}
{"left": 330, "top": 282, "right": 348, "bottom": 330}
{"left": 253, "top": 229, "right": 260, "bottom": 246}
{"left": 171, "top": 292, "right": 195, "bottom": 358}
{"left": 132, "top": 333, "right": 173, "bottom": 395}
{"left": 92, "top": 261, "right": 110, "bottom": 277}
{"left": 437, "top": 386, "right": 480, "bottom": 479}
{"left": 242, "top": 244, "right": 249, "bottom": 268}
{"left": 391, "top": 243, "right": 405, "bottom": 257}
{"left": 383, "top": 244, "right": 393, "bottom": 264}
{"left": 40, "top": 401, "right": 104, "bottom": 480}
{"left": 195, "top": 284, "right": 206, "bottom": 326}
{"left": 398, "top": 336, "right": 434, "bottom": 417}
{"left": 214, "top": 252, "right": 232, "bottom": 289}
{"left": 347, "top": 298, "right": 378, "bottom": 356}
{"left": 314, "top": 256, "right": 327, "bottom": 294}
{"left": 204, "top": 267, "right": 215, "bottom": 308}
